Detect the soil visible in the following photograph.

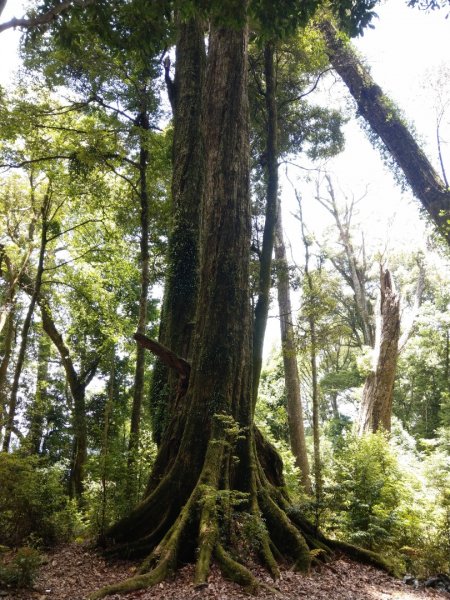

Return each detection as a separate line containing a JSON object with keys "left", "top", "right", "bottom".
{"left": 3, "top": 543, "right": 450, "bottom": 600}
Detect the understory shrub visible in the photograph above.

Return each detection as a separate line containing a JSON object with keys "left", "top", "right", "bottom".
{"left": 0, "top": 547, "right": 42, "bottom": 588}
{"left": 315, "top": 425, "right": 450, "bottom": 577}
{"left": 0, "top": 453, "right": 80, "bottom": 547}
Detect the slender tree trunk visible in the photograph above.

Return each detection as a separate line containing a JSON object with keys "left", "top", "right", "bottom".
{"left": 252, "top": 41, "right": 279, "bottom": 404}
{"left": 321, "top": 19, "right": 450, "bottom": 244}
{"left": 318, "top": 175, "right": 374, "bottom": 347}
{"left": 39, "top": 299, "right": 95, "bottom": 498}
{"left": 358, "top": 267, "right": 400, "bottom": 434}
{"left": 274, "top": 210, "right": 311, "bottom": 494}
{"left": 2, "top": 200, "right": 49, "bottom": 452}
{"left": 0, "top": 305, "right": 15, "bottom": 442}
{"left": 128, "top": 118, "right": 150, "bottom": 493}
{"left": 309, "top": 315, "right": 322, "bottom": 504}
{"left": 100, "top": 346, "right": 115, "bottom": 537}
{"left": 27, "top": 326, "right": 51, "bottom": 454}
{"left": 298, "top": 196, "right": 323, "bottom": 507}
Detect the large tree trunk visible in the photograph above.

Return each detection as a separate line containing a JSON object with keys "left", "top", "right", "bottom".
{"left": 92, "top": 17, "right": 392, "bottom": 600}
{"left": 92, "top": 18, "right": 325, "bottom": 599}
{"left": 358, "top": 267, "right": 400, "bottom": 434}
{"left": 320, "top": 20, "right": 450, "bottom": 244}
{"left": 149, "top": 19, "right": 205, "bottom": 447}
{"left": 274, "top": 209, "right": 311, "bottom": 494}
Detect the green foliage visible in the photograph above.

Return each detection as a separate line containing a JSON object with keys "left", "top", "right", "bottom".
{"left": 328, "top": 432, "right": 404, "bottom": 551}
{"left": 0, "top": 454, "right": 80, "bottom": 547}
{"left": 83, "top": 428, "right": 157, "bottom": 536}
{"left": 0, "top": 547, "right": 42, "bottom": 589}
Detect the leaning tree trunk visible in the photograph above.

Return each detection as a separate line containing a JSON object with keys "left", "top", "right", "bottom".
{"left": 274, "top": 209, "right": 311, "bottom": 495}
{"left": 358, "top": 268, "right": 400, "bottom": 434}
{"left": 320, "top": 20, "right": 450, "bottom": 244}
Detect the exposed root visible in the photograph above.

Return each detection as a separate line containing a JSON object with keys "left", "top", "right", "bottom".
{"left": 259, "top": 490, "right": 311, "bottom": 573}
{"left": 327, "top": 539, "right": 398, "bottom": 575}
{"left": 194, "top": 485, "right": 219, "bottom": 586}
{"left": 215, "top": 543, "right": 259, "bottom": 594}
{"left": 91, "top": 416, "right": 391, "bottom": 599}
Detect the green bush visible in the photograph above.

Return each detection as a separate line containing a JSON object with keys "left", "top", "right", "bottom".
{"left": 327, "top": 432, "right": 407, "bottom": 551}
{"left": 0, "top": 547, "right": 42, "bottom": 588}
{"left": 0, "top": 453, "right": 79, "bottom": 547}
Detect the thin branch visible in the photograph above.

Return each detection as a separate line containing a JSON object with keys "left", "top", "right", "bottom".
{"left": 47, "top": 218, "right": 104, "bottom": 242}
{"left": 103, "top": 160, "right": 139, "bottom": 194}
{"left": 90, "top": 94, "right": 136, "bottom": 124}
{"left": 0, "top": 155, "right": 74, "bottom": 171}
{"left": 0, "top": 0, "right": 97, "bottom": 34}
{"left": 43, "top": 244, "right": 103, "bottom": 271}
{"left": 278, "top": 68, "right": 334, "bottom": 108}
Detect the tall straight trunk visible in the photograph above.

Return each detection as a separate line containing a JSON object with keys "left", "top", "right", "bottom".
{"left": 0, "top": 306, "right": 15, "bottom": 442}
{"left": 274, "top": 209, "right": 311, "bottom": 494}
{"left": 359, "top": 267, "right": 400, "bottom": 434}
{"left": 149, "top": 19, "right": 206, "bottom": 446}
{"left": 128, "top": 119, "right": 150, "bottom": 472}
{"left": 298, "top": 197, "right": 322, "bottom": 505}
{"left": 27, "top": 326, "right": 51, "bottom": 454}
{"left": 252, "top": 41, "right": 279, "bottom": 404}
{"left": 100, "top": 346, "right": 115, "bottom": 537}
{"left": 2, "top": 198, "right": 49, "bottom": 452}
{"left": 309, "top": 315, "right": 321, "bottom": 503}
{"left": 321, "top": 19, "right": 450, "bottom": 244}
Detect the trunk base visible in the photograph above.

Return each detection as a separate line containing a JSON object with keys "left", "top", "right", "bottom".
{"left": 90, "top": 418, "right": 392, "bottom": 599}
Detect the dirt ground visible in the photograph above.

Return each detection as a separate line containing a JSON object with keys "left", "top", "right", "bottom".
{"left": 3, "top": 543, "right": 450, "bottom": 600}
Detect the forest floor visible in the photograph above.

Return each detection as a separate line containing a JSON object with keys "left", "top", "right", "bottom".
{"left": 3, "top": 542, "right": 450, "bottom": 600}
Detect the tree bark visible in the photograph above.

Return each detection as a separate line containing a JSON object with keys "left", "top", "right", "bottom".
{"left": 149, "top": 18, "right": 205, "bottom": 447}
{"left": 321, "top": 20, "right": 450, "bottom": 245}
{"left": 274, "top": 209, "right": 311, "bottom": 494}
{"left": 297, "top": 194, "right": 323, "bottom": 506}
{"left": 358, "top": 267, "right": 400, "bottom": 434}
{"left": 92, "top": 16, "right": 392, "bottom": 599}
